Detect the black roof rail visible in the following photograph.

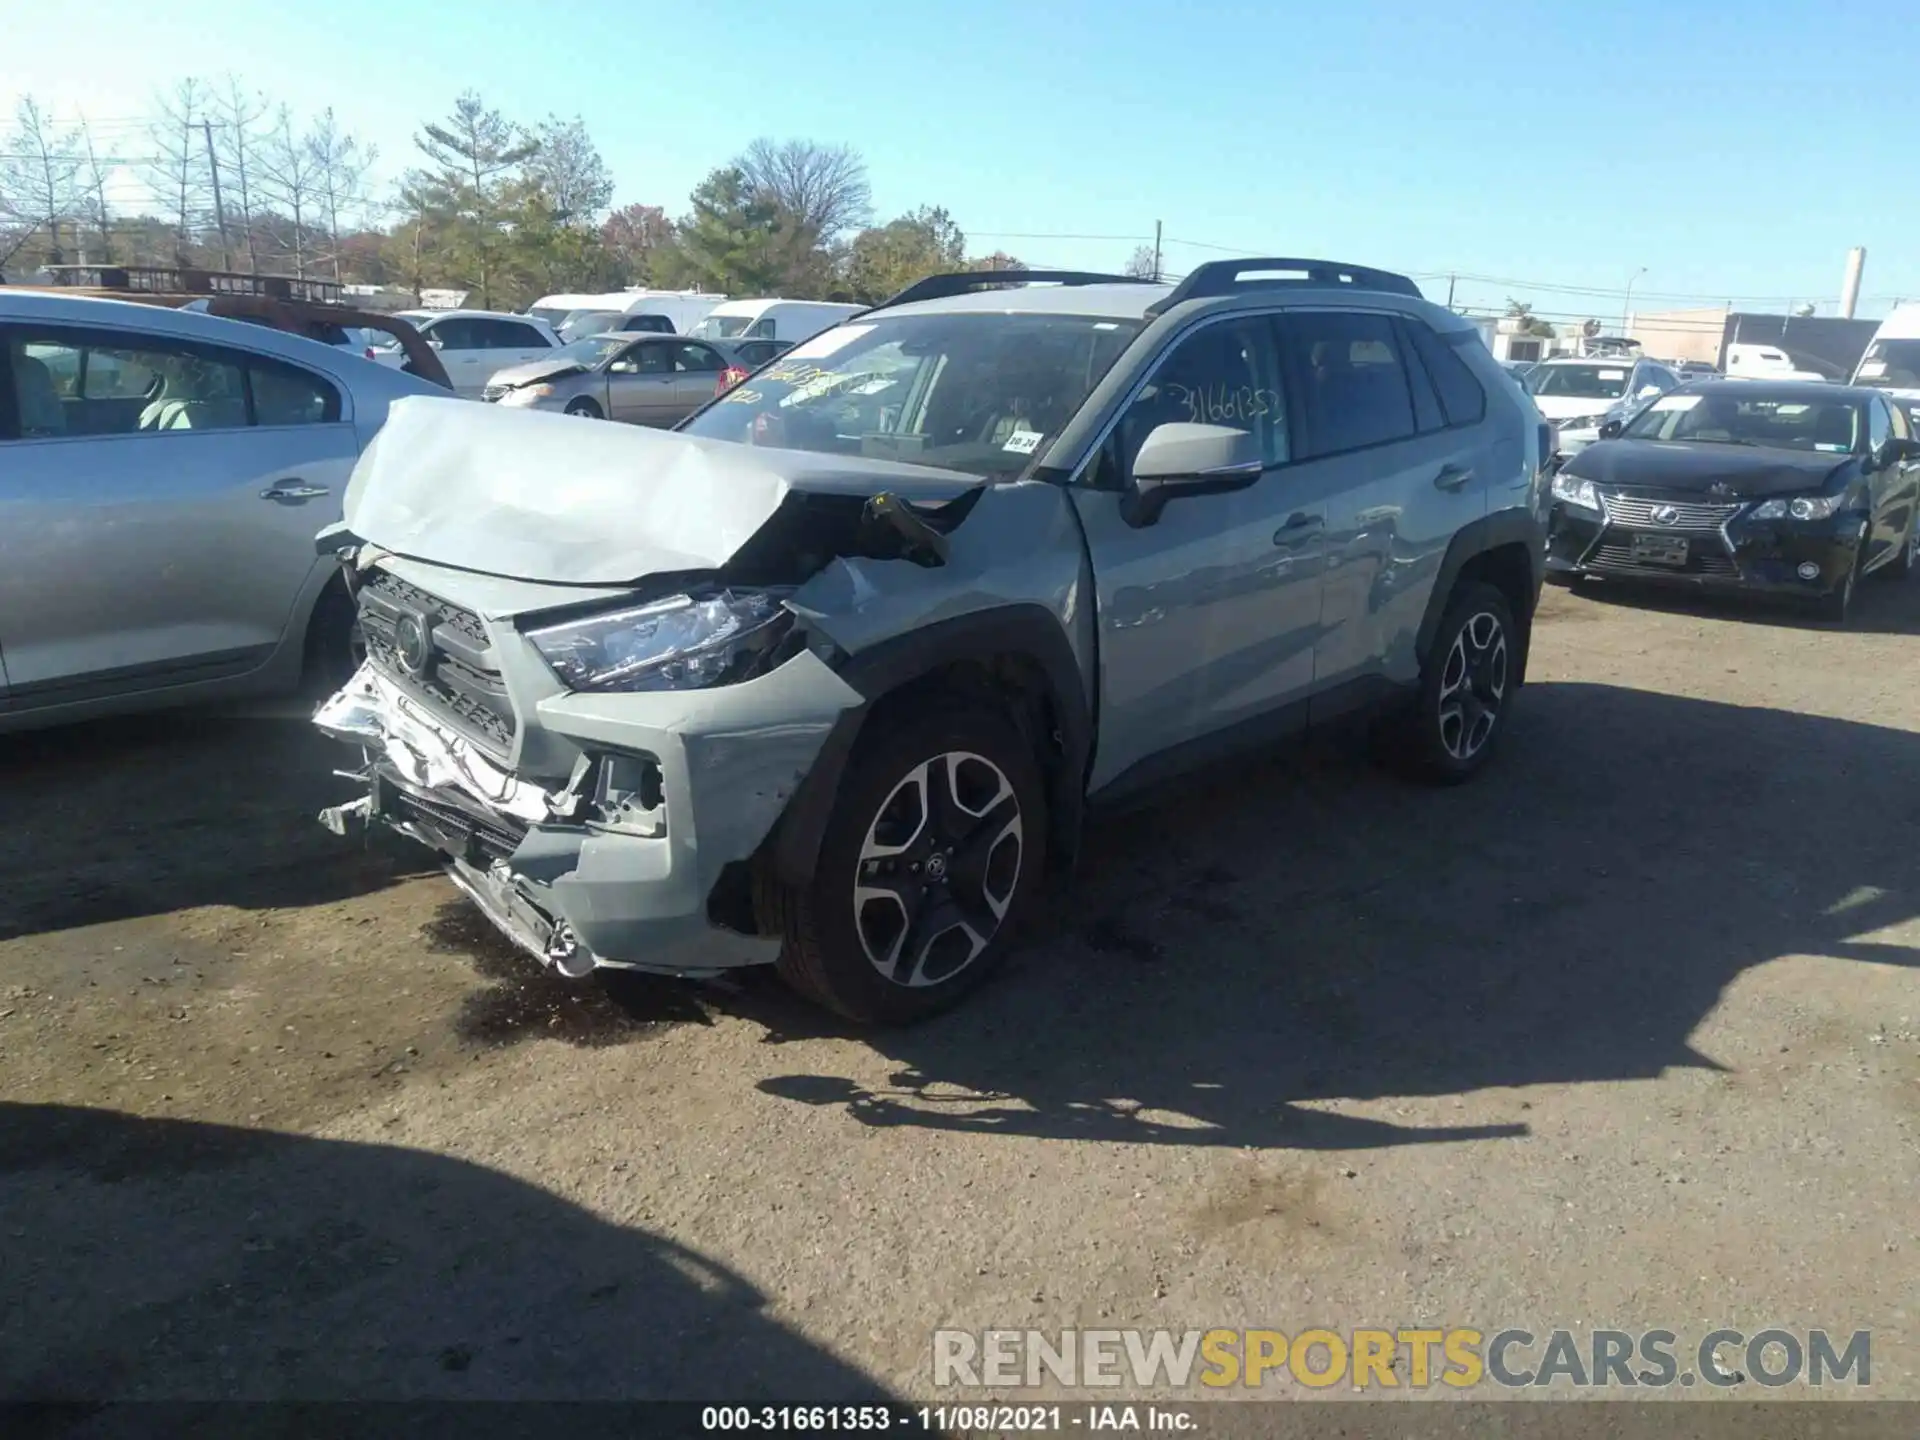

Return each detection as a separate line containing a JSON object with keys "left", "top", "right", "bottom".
{"left": 1146, "top": 257, "right": 1422, "bottom": 317}
{"left": 865, "top": 268, "right": 1155, "bottom": 314}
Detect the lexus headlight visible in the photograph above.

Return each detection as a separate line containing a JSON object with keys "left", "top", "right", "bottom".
{"left": 501, "top": 383, "right": 554, "bottom": 404}
{"left": 1749, "top": 494, "right": 1845, "bottom": 521}
{"left": 1551, "top": 473, "right": 1601, "bottom": 510}
{"left": 527, "top": 590, "right": 792, "bottom": 693}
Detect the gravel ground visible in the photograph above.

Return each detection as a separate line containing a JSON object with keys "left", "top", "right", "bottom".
{"left": 2, "top": 576, "right": 1917, "bottom": 1405}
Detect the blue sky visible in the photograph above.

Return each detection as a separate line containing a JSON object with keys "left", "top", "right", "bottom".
{"left": 4, "top": 0, "right": 1911, "bottom": 321}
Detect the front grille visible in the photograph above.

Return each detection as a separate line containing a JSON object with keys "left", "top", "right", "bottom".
{"left": 357, "top": 569, "right": 517, "bottom": 755}
{"left": 384, "top": 772, "right": 528, "bottom": 864}
{"left": 1589, "top": 542, "right": 1740, "bottom": 579}
{"left": 1601, "top": 493, "right": 1743, "bottom": 532}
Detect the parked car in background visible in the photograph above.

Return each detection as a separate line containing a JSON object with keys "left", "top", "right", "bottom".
{"left": 1528, "top": 354, "right": 1680, "bottom": 463}
{"left": 370, "top": 310, "right": 558, "bottom": 399}
{"left": 1724, "top": 343, "right": 1839, "bottom": 383}
{"left": 557, "top": 310, "right": 680, "bottom": 344}
{"left": 1547, "top": 381, "right": 1920, "bottom": 622}
{"left": 1499, "top": 360, "right": 1536, "bottom": 387}
{"left": 688, "top": 299, "right": 866, "bottom": 343}
{"left": 1852, "top": 303, "right": 1920, "bottom": 427}
{"left": 481, "top": 332, "right": 747, "bottom": 424}
{"left": 1673, "top": 360, "right": 1720, "bottom": 381}
{"left": 314, "top": 257, "right": 1549, "bottom": 1022}
{"left": 528, "top": 290, "right": 725, "bottom": 336}
{"left": 0, "top": 289, "right": 446, "bottom": 732}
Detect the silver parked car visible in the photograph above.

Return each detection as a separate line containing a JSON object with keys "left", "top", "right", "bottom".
{"left": 482, "top": 332, "right": 750, "bottom": 424}
{"left": 0, "top": 290, "right": 445, "bottom": 732}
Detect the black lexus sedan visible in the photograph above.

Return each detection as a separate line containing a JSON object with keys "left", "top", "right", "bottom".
{"left": 1546, "top": 380, "right": 1920, "bottom": 621}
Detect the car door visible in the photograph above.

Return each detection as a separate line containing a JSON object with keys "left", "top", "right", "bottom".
{"left": 1069, "top": 312, "right": 1323, "bottom": 792}
{"left": 603, "top": 339, "right": 678, "bottom": 424}
{"left": 668, "top": 341, "right": 730, "bottom": 422}
{"left": 1865, "top": 396, "right": 1901, "bottom": 565}
{"left": 1883, "top": 397, "right": 1920, "bottom": 558}
{"left": 0, "top": 322, "right": 355, "bottom": 704}
{"left": 1276, "top": 310, "right": 1495, "bottom": 696}
{"left": 422, "top": 317, "right": 489, "bottom": 397}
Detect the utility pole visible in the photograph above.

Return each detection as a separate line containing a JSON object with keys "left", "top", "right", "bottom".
{"left": 1446, "top": 273, "right": 1457, "bottom": 309}
{"left": 1151, "top": 220, "right": 1162, "bottom": 283}
{"left": 203, "top": 120, "right": 231, "bottom": 270}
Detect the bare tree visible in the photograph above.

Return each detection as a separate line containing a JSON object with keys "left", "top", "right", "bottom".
{"left": 0, "top": 98, "right": 85, "bottom": 267}
{"left": 256, "top": 105, "right": 320, "bottom": 277}
{"left": 146, "top": 78, "right": 214, "bottom": 265}
{"left": 216, "top": 78, "right": 270, "bottom": 273}
{"left": 307, "top": 108, "right": 375, "bottom": 281}
{"left": 736, "top": 137, "right": 871, "bottom": 243}
{"left": 1124, "top": 244, "right": 1158, "bottom": 280}
{"left": 74, "top": 112, "right": 115, "bottom": 263}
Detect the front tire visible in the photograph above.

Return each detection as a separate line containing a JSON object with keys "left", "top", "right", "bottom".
{"left": 565, "top": 397, "right": 602, "bottom": 419}
{"left": 1817, "top": 531, "right": 1867, "bottom": 622}
{"left": 1888, "top": 509, "right": 1918, "bottom": 580}
{"left": 1380, "top": 582, "right": 1518, "bottom": 785}
{"left": 770, "top": 704, "right": 1047, "bottom": 1024}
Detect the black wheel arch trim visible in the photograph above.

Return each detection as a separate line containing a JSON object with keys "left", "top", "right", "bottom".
{"left": 767, "top": 605, "right": 1091, "bottom": 890}
{"left": 1416, "top": 509, "right": 1547, "bottom": 678}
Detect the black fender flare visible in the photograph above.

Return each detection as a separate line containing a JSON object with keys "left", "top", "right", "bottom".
{"left": 1415, "top": 508, "right": 1548, "bottom": 675}
{"left": 768, "top": 604, "right": 1092, "bottom": 888}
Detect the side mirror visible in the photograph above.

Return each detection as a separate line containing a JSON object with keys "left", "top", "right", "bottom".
{"left": 1639, "top": 385, "right": 1661, "bottom": 398}
{"left": 1599, "top": 419, "right": 1625, "bottom": 440}
{"left": 1121, "top": 422, "right": 1264, "bottom": 527}
{"left": 609, "top": 361, "right": 637, "bottom": 375}
{"left": 1896, "top": 438, "right": 1920, "bottom": 463}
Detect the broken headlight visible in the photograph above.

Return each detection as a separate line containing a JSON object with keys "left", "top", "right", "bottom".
{"left": 527, "top": 589, "right": 792, "bottom": 693}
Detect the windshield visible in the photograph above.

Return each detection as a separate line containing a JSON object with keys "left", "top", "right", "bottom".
{"left": 551, "top": 335, "right": 635, "bottom": 367}
{"left": 1529, "top": 363, "right": 1635, "bottom": 400}
{"left": 559, "top": 310, "right": 622, "bottom": 341}
{"left": 692, "top": 314, "right": 756, "bottom": 338}
{"left": 1854, "top": 339, "right": 1920, "bottom": 391}
{"left": 1623, "top": 392, "right": 1861, "bottom": 452}
{"left": 678, "top": 312, "right": 1144, "bottom": 478}
{"left": 527, "top": 306, "right": 575, "bottom": 326}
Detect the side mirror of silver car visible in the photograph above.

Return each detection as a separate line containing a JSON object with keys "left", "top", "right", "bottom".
{"left": 1122, "top": 422, "right": 1265, "bottom": 527}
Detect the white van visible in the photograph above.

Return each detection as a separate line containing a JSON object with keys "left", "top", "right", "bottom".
{"left": 1852, "top": 304, "right": 1920, "bottom": 415}
{"left": 1724, "top": 343, "right": 1830, "bottom": 382}
{"left": 688, "top": 299, "right": 866, "bottom": 344}
{"left": 527, "top": 289, "right": 726, "bottom": 336}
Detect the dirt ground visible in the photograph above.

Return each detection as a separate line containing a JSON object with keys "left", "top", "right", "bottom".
{"left": 3, "top": 574, "right": 1918, "bottom": 1405}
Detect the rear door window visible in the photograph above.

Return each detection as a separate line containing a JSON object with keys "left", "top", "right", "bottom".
{"left": 1279, "top": 311, "right": 1418, "bottom": 458}
{"left": 673, "top": 342, "right": 727, "bottom": 373}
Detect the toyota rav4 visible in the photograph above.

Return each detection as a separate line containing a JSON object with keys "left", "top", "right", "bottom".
{"left": 314, "top": 258, "right": 1552, "bottom": 1023}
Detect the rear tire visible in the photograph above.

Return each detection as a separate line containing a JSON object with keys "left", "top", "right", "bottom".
{"left": 769, "top": 702, "right": 1047, "bottom": 1025}
{"left": 301, "top": 581, "right": 364, "bottom": 696}
{"left": 565, "top": 398, "right": 602, "bottom": 419}
{"left": 1377, "top": 582, "right": 1518, "bottom": 785}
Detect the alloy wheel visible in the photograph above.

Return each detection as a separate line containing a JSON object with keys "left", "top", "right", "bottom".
{"left": 1437, "top": 612, "right": 1508, "bottom": 762}
{"left": 853, "top": 751, "right": 1025, "bottom": 988}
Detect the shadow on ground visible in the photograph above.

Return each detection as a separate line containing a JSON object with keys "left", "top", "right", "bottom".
{"left": 0, "top": 1103, "right": 891, "bottom": 1406}
{"left": 0, "top": 710, "right": 424, "bottom": 941}
{"left": 744, "top": 679, "right": 1920, "bottom": 1150}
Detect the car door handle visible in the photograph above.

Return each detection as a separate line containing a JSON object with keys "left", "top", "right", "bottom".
{"left": 1434, "top": 464, "right": 1475, "bottom": 492}
{"left": 260, "top": 480, "right": 329, "bottom": 503}
{"left": 1272, "top": 512, "right": 1323, "bottom": 546}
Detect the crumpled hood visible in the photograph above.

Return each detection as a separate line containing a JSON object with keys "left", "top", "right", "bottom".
{"left": 487, "top": 356, "right": 586, "bottom": 389}
{"left": 1563, "top": 438, "right": 1854, "bottom": 497}
{"left": 342, "top": 396, "right": 986, "bottom": 584}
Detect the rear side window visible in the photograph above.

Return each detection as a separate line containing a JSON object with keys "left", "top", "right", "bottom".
{"left": 5, "top": 328, "right": 341, "bottom": 439}
{"left": 473, "top": 319, "right": 546, "bottom": 349}
{"left": 674, "top": 343, "right": 727, "bottom": 373}
{"left": 1402, "top": 320, "right": 1488, "bottom": 428}
{"left": 1280, "top": 311, "right": 1416, "bottom": 458}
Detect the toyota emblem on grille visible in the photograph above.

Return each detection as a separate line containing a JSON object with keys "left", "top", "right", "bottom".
{"left": 392, "top": 612, "right": 432, "bottom": 677}
{"left": 1651, "top": 504, "right": 1680, "bottom": 526}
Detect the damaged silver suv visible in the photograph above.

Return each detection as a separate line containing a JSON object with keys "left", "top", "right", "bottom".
{"left": 315, "top": 259, "right": 1551, "bottom": 1023}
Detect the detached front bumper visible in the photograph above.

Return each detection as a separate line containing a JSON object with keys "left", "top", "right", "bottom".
{"left": 1548, "top": 500, "right": 1862, "bottom": 597}
{"left": 315, "top": 656, "right": 861, "bottom": 978}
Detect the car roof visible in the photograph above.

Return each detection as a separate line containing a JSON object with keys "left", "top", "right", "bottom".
{"left": 873, "top": 278, "right": 1471, "bottom": 333}
{"left": 1678, "top": 378, "right": 1875, "bottom": 403}
{"left": 2, "top": 288, "right": 380, "bottom": 363}
{"left": 405, "top": 308, "right": 546, "bottom": 323}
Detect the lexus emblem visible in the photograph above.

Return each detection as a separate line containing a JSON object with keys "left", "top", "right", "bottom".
{"left": 392, "top": 613, "right": 432, "bottom": 676}
{"left": 1650, "top": 504, "right": 1680, "bottom": 526}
